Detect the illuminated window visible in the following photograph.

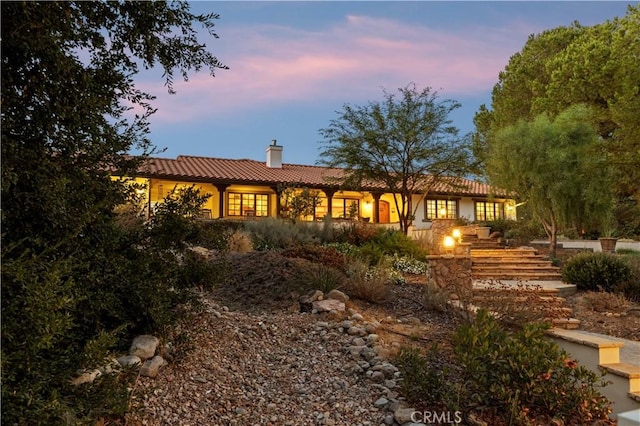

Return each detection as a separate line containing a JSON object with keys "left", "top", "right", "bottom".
{"left": 332, "top": 198, "right": 359, "bottom": 219}
{"left": 475, "top": 201, "right": 505, "bottom": 221}
{"left": 228, "top": 193, "right": 269, "bottom": 217}
{"left": 425, "top": 199, "right": 458, "bottom": 219}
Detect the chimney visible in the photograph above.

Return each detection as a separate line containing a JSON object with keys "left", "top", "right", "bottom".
{"left": 266, "top": 139, "right": 283, "bottom": 168}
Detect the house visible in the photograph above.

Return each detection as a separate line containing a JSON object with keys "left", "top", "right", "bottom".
{"left": 123, "top": 141, "right": 516, "bottom": 230}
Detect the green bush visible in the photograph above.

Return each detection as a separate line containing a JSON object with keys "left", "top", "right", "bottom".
{"left": 453, "top": 310, "right": 611, "bottom": 424}
{"left": 561, "top": 252, "right": 632, "bottom": 292}
{"left": 395, "top": 345, "right": 455, "bottom": 409}
{"left": 615, "top": 253, "right": 640, "bottom": 301}
{"left": 370, "top": 228, "right": 427, "bottom": 259}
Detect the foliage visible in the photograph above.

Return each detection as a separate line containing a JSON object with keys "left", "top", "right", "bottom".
{"left": 279, "top": 185, "right": 323, "bottom": 222}
{"left": 226, "top": 229, "right": 254, "bottom": 253}
{"left": 615, "top": 252, "right": 640, "bottom": 301}
{"left": 332, "top": 221, "right": 380, "bottom": 246}
{"left": 281, "top": 244, "right": 348, "bottom": 271}
{"left": 453, "top": 310, "right": 612, "bottom": 424}
{"left": 355, "top": 228, "right": 428, "bottom": 265}
{"left": 486, "top": 105, "right": 614, "bottom": 256}
{"left": 1, "top": 1, "right": 226, "bottom": 422}
{"left": 395, "top": 345, "right": 456, "bottom": 408}
{"left": 319, "top": 83, "right": 475, "bottom": 234}
{"left": 422, "top": 283, "right": 451, "bottom": 312}
{"left": 244, "top": 217, "right": 323, "bottom": 250}
{"left": 475, "top": 6, "right": 640, "bottom": 204}
{"left": 390, "top": 254, "right": 428, "bottom": 275}
{"left": 561, "top": 252, "right": 632, "bottom": 292}
{"left": 305, "top": 265, "right": 346, "bottom": 294}
{"left": 147, "top": 185, "right": 211, "bottom": 250}
{"left": 343, "top": 258, "right": 390, "bottom": 303}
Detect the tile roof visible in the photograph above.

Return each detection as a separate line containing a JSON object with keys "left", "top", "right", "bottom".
{"left": 138, "top": 155, "right": 506, "bottom": 198}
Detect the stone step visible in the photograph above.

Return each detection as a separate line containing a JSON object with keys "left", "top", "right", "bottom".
{"left": 473, "top": 280, "right": 577, "bottom": 297}
{"left": 472, "top": 257, "right": 552, "bottom": 264}
{"left": 473, "top": 264, "right": 558, "bottom": 271}
{"left": 472, "top": 272, "right": 563, "bottom": 281}
{"left": 617, "top": 409, "right": 640, "bottom": 426}
{"left": 551, "top": 318, "right": 581, "bottom": 329}
{"left": 471, "top": 294, "right": 567, "bottom": 305}
{"left": 471, "top": 250, "right": 540, "bottom": 257}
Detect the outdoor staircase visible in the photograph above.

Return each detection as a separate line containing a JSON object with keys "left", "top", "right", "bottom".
{"left": 548, "top": 328, "right": 640, "bottom": 421}
{"left": 470, "top": 247, "right": 563, "bottom": 281}
{"left": 469, "top": 245, "right": 579, "bottom": 329}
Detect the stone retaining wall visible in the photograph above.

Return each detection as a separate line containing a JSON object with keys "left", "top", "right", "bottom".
{"left": 426, "top": 255, "right": 472, "bottom": 297}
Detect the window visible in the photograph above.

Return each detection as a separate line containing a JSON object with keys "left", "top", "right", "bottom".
{"left": 228, "top": 192, "right": 269, "bottom": 217}
{"left": 475, "top": 201, "right": 505, "bottom": 221}
{"left": 332, "top": 198, "right": 359, "bottom": 219}
{"left": 425, "top": 199, "right": 458, "bottom": 219}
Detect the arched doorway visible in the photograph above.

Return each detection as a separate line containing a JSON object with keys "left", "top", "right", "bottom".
{"left": 378, "top": 200, "right": 390, "bottom": 223}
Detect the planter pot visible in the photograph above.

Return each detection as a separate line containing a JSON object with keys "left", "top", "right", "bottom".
{"left": 599, "top": 237, "right": 618, "bottom": 253}
{"left": 476, "top": 226, "right": 491, "bottom": 239}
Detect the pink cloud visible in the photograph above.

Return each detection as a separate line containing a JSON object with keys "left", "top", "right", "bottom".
{"left": 136, "top": 14, "right": 532, "bottom": 124}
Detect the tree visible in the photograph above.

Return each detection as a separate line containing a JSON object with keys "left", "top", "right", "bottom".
{"left": 1, "top": 2, "right": 225, "bottom": 422}
{"left": 319, "top": 83, "right": 474, "bottom": 234}
{"left": 486, "top": 105, "right": 614, "bottom": 257}
{"left": 474, "top": 5, "right": 640, "bottom": 205}
{"left": 279, "top": 185, "right": 322, "bottom": 222}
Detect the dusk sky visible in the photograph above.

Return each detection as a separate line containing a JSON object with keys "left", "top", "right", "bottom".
{"left": 137, "top": 1, "right": 635, "bottom": 166}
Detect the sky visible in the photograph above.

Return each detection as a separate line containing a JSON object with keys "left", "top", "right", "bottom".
{"left": 137, "top": 1, "right": 635, "bottom": 166}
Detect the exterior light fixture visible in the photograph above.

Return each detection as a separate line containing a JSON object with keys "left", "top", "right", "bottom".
{"left": 439, "top": 207, "right": 447, "bottom": 217}
{"left": 443, "top": 235, "right": 455, "bottom": 249}
{"left": 452, "top": 228, "right": 462, "bottom": 243}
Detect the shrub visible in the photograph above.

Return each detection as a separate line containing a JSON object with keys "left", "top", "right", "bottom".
{"left": 332, "top": 221, "right": 380, "bottom": 245}
{"left": 395, "top": 345, "right": 455, "bottom": 408}
{"left": 616, "top": 252, "right": 640, "bottom": 301}
{"left": 370, "top": 228, "right": 427, "bottom": 260}
{"left": 422, "top": 282, "right": 450, "bottom": 312}
{"left": 227, "top": 229, "right": 253, "bottom": 253}
{"left": 281, "top": 243, "right": 348, "bottom": 271}
{"left": 343, "top": 258, "right": 389, "bottom": 303}
{"left": 306, "top": 264, "right": 346, "bottom": 293}
{"left": 453, "top": 310, "right": 611, "bottom": 424}
{"left": 561, "top": 252, "right": 632, "bottom": 292}
{"left": 244, "top": 217, "right": 322, "bottom": 249}
{"left": 391, "top": 254, "right": 428, "bottom": 275}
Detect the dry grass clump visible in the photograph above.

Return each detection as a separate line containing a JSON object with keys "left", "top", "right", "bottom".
{"left": 580, "top": 290, "right": 628, "bottom": 312}
{"left": 227, "top": 229, "right": 253, "bottom": 253}
{"left": 342, "top": 259, "right": 389, "bottom": 303}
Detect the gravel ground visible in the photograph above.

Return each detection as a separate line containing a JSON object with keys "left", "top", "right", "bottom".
{"left": 126, "top": 295, "right": 413, "bottom": 426}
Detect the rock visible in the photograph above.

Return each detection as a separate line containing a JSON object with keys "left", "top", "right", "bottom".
{"left": 366, "top": 334, "right": 379, "bottom": 345}
{"left": 326, "top": 289, "right": 349, "bottom": 303}
{"left": 71, "top": 369, "right": 101, "bottom": 386}
{"left": 374, "top": 397, "right": 389, "bottom": 408}
{"left": 140, "top": 355, "right": 165, "bottom": 378}
{"left": 309, "top": 290, "right": 324, "bottom": 302}
{"left": 352, "top": 337, "right": 366, "bottom": 347}
{"left": 130, "top": 335, "right": 159, "bottom": 360}
{"left": 351, "top": 313, "right": 364, "bottom": 321}
{"left": 347, "top": 326, "right": 362, "bottom": 336}
{"left": 312, "top": 299, "right": 345, "bottom": 313}
{"left": 117, "top": 355, "right": 142, "bottom": 368}
{"left": 384, "top": 379, "right": 396, "bottom": 389}
{"left": 361, "top": 347, "right": 377, "bottom": 361}
{"left": 394, "top": 407, "right": 417, "bottom": 424}
{"left": 348, "top": 345, "right": 366, "bottom": 359}
{"left": 370, "top": 371, "right": 385, "bottom": 383}
{"left": 384, "top": 414, "right": 395, "bottom": 425}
